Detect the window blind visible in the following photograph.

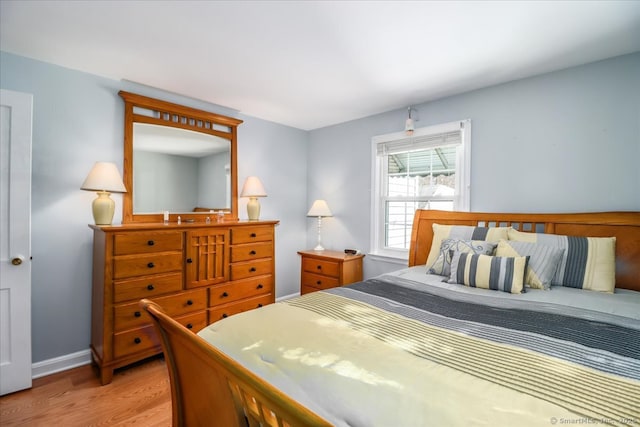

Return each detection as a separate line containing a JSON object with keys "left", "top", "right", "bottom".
{"left": 376, "top": 130, "right": 461, "bottom": 156}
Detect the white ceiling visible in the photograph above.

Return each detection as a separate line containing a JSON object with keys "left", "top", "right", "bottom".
{"left": 1, "top": 1, "right": 639, "bottom": 130}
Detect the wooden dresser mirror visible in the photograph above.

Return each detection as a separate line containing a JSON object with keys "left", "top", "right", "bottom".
{"left": 119, "top": 91, "right": 243, "bottom": 223}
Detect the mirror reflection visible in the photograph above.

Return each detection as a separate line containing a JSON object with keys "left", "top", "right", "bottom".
{"left": 120, "top": 90, "right": 242, "bottom": 224}
{"left": 133, "top": 123, "right": 231, "bottom": 214}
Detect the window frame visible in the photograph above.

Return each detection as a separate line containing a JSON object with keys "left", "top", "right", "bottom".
{"left": 370, "top": 119, "right": 471, "bottom": 261}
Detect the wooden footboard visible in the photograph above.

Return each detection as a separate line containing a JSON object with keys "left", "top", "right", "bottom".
{"left": 408, "top": 210, "right": 640, "bottom": 291}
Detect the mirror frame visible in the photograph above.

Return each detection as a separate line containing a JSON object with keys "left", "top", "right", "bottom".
{"left": 119, "top": 91, "right": 243, "bottom": 224}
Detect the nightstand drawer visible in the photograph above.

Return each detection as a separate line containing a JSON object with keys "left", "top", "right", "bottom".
{"left": 302, "top": 258, "right": 339, "bottom": 277}
{"left": 230, "top": 242, "right": 274, "bottom": 262}
{"left": 209, "top": 276, "right": 273, "bottom": 306}
{"left": 230, "top": 258, "right": 273, "bottom": 280}
{"left": 231, "top": 226, "right": 273, "bottom": 244}
{"left": 113, "top": 273, "right": 183, "bottom": 303}
{"left": 301, "top": 271, "right": 340, "bottom": 290}
{"left": 113, "top": 252, "right": 183, "bottom": 279}
{"left": 114, "top": 231, "right": 183, "bottom": 255}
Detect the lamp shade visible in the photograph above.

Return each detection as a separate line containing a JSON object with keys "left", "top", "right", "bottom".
{"left": 240, "top": 176, "right": 267, "bottom": 197}
{"left": 80, "top": 162, "right": 127, "bottom": 193}
{"left": 307, "top": 199, "right": 332, "bottom": 217}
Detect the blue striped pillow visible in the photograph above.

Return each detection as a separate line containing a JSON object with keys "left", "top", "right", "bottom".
{"left": 448, "top": 252, "right": 529, "bottom": 294}
{"left": 507, "top": 229, "right": 615, "bottom": 293}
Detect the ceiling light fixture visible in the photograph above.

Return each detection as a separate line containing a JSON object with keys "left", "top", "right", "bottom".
{"left": 405, "top": 107, "right": 415, "bottom": 136}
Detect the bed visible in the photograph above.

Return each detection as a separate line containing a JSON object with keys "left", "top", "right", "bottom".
{"left": 197, "top": 210, "right": 640, "bottom": 426}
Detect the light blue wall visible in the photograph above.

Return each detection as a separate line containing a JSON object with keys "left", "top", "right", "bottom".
{"left": 307, "top": 52, "right": 640, "bottom": 279}
{"left": 0, "top": 51, "right": 308, "bottom": 363}
{"left": 2, "top": 50, "right": 639, "bottom": 364}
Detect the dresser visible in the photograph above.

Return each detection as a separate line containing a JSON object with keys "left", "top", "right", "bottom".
{"left": 90, "top": 220, "right": 278, "bottom": 384}
{"left": 298, "top": 250, "right": 364, "bottom": 294}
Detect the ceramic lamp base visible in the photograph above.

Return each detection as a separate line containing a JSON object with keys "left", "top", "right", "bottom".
{"left": 246, "top": 197, "right": 261, "bottom": 221}
{"left": 92, "top": 191, "right": 115, "bottom": 225}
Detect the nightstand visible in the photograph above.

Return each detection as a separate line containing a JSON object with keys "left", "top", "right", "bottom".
{"left": 298, "top": 250, "right": 365, "bottom": 295}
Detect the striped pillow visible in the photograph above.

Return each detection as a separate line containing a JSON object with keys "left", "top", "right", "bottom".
{"left": 507, "top": 229, "right": 616, "bottom": 293}
{"left": 448, "top": 252, "right": 529, "bottom": 294}
{"left": 495, "top": 240, "right": 564, "bottom": 290}
{"left": 428, "top": 239, "right": 497, "bottom": 277}
{"left": 426, "top": 224, "right": 510, "bottom": 268}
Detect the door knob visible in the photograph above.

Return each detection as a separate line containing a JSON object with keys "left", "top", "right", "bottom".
{"left": 11, "top": 256, "right": 24, "bottom": 266}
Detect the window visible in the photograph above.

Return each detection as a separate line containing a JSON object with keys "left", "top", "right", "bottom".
{"left": 371, "top": 119, "right": 471, "bottom": 260}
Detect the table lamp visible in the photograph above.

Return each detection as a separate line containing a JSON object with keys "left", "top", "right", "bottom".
{"left": 81, "top": 162, "right": 127, "bottom": 225}
{"left": 240, "top": 176, "right": 267, "bottom": 220}
{"left": 307, "top": 199, "right": 332, "bottom": 251}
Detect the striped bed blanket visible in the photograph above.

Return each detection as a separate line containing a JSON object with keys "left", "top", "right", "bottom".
{"left": 288, "top": 276, "right": 640, "bottom": 423}
{"left": 200, "top": 274, "right": 640, "bottom": 426}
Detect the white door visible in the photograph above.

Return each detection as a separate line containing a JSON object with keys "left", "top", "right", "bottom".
{"left": 0, "top": 89, "right": 33, "bottom": 395}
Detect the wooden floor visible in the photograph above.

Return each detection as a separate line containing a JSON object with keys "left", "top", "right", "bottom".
{"left": 0, "top": 356, "right": 172, "bottom": 426}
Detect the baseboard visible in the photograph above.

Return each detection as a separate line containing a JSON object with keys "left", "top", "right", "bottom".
{"left": 31, "top": 349, "right": 92, "bottom": 379}
{"left": 276, "top": 292, "right": 300, "bottom": 302}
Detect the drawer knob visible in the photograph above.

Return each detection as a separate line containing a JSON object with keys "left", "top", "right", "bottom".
{"left": 186, "top": 323, "right": 193, "bottom": 329}
{"left": 249, "top": 267, "right": 257, "bottom": 272}
{"left": 222, "top": 292, "right": 229, "bottom": 298}
{"left": 147, "top": 262, "right": 155, "bottom": 268}
{"left": 147, "top": 284, "right": 154, "bottom": 291}
{"left": 134, "top": 337, "right": 141, "bottom": 344}
{"left": 316, "top": 265, "right": 322, "bottom": 270}
{"left": 134, "top": 311, "right": 141, "bottom": 317}
{"left": 147, "top": 240, "right": 155, "bottom": 246}
{"left": 222, "top": 313, "right": 228, "bottom": 318}
{"left": 257, "top": 284, "right": 263, "bottom": 289}
{"left": 250, "top": 233, "right": 257, "bottom": 238}
{"left": 186, "top": 258, "right": 193, "bottom": 264}
{"left": 249, "top": 250, "right": 256, "bottom": 255}
{"left": 316, "top": 280, "right": 322, "bottom": 285}
{"left": 186, "top": 299, "right": 193, "bottom": 306}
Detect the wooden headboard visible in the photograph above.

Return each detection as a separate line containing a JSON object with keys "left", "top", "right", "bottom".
{"left": 408, "top": 210, "right": 640, "bottom": 292}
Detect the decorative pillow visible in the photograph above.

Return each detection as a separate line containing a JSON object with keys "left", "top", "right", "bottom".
{"left": 448, "top": 252, "right": 529, "bottom": 294}
{"left": 425, "top": 224, "right": 510, "bottom": 268}
{"left": 507, "top": 229, "right": 616, "bottom": 293}
{"left": 428, "top": 239, "right": 497, "bottom": 277}
{"left": 495, "top": 240, "right": 564, "bottom": 290}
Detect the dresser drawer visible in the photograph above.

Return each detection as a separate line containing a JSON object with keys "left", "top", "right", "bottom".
{"left": 230, "top": 242, "right": 273, "bottom": 262}
{"left": 302, "top": 257, "right": 339, "bottom": 278}
{"left": 113, "top": 325, "right": 158, "bottom": 359}
{"left": 230, "top": 259, "right": 273, "bottom": 281}
{"left": 208, "top": 294, "right": 273, "bottom": 323}
{"left": 231, "top": 226, "right": 273, "bottom": 244}
{"left": 301, "top": 271, "right": 340, "bottom": 290}
{"left": 114, "top": 288, "right": 207, "bottom": 332}
{"left": 113, "top": 252, "right": 183, "bottom": 279}
{"left": 209, "top": 276, "right": 273, "bottom": 307}
{"left": 113, "top": 273, "right": 183, "bottom": 303}
{"left": 114, "top": 231, "right": 183, "bottom": 255}
{"left": 112, "top": 310, "right": 209, "bottom": 359}
{"left": 175, "top": 311, "right": 208, "bottom": 333}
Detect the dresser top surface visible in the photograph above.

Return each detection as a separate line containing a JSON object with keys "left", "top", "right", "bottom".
{"left": 90, "top": 220, "right": 279, "bottom": 232}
